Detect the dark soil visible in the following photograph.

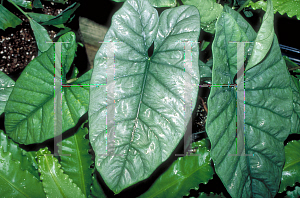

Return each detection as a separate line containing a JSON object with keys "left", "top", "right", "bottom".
{"left": 0, "top": 1, "right": 73, "bottom": 77}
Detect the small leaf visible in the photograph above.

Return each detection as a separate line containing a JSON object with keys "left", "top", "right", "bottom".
{"left": 201, "top": 41, "right": 210, "bottom": 51}
{"left": 59, "top": 121, "right": 93, "bottom": 197}
{"left": 29, "top": 18, "right": 52, "bottom": 52}
{"left": 181, "top": 0, "right": 223, "bottom": 34}
{"left": 279, "top": 140, "right": 300, "bottom": 193}
{"left": 199, "top": 59, "right": 212, "bottom": 78}
{"left": 33, "top": 0, "right": 43, "bottom": 8}
{"left": 37, "top": 147, "right": 85, "bottom": 198}
{"left": 0, "top": 4, "right": 22, "bottom": 30}
{"left": 42, "top": 2, "right": 80, "bottom": 26}
{"left": 27, "top": 12, "right": 65, "bottom": 28}
{"left": 9, "top": 0, "right": 32, "bottom": 9}
{"left": 245, "top": 0, "right": 274, "bottom": 71}
{"left": 139, "top": 139, "right": 214, "bottom": 198}
{"left": 0, "top": 72, "right": 15, "bottom": 115}
{"left": 0, "top": 146, "right": 45, "bottom": 198}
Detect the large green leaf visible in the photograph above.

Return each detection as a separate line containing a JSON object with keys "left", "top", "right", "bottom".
{"left": 245, "top": 0, "right": 274, "bottom": 71}
{"left": 0, "top": 130, "right": 39, "bottom": 179}
{"left": 59, "top": 121, "right": 93, "bottom": 197}
{"left": 139, "top": 139, "right": 213, "bottom": 198}
{"left": 181, "top": 0, "right": 223, "bottom": 34}
{"left": 0, "top": 4, "right": 22, "bottom": 30}
{"left": 89, "top": 0, "right": 200, "bottom": 193}
{"left": 37, "top": 147, "right": 85, "bottom": 198}
{"left": 248, "top": 0, "right": 300, "bottom": 20}
{"left": 0, "top": 146, "right": 45, "bottom": 198}
{"left": 4, "top": 32, "right": 89, "bottom": 145}
{"left": 206, "top": 6, "right": 293, "bottom": 198}
{"left": 279, "top": 140, "right": 300, "bottom": 193}
{"left": 0, "top": 72, "right": 15, "bottom": 115}
{"left": 290, "top": 76, "right": 300, "bottom": 134}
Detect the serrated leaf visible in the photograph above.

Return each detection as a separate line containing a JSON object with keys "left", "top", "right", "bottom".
{"left": 182, "top": 0, "right": 223, "bottom": 34}
{"left": 198, "top": 192, "right": 226, "bottom": 198}
{"left": 290, "top": 76, "right": 300, "bottom": 134}
{"left": 207, "top": 5, "right": 293, "bottom": 198}
{"left": 89, "top": 0, "right": 200, "bottom": 193}
{"left": 29, "top": 18, "right": 52, "bottom": 52}
{"left": 245, "top": 0, "right": 274, "bottom": 71}
{"left": 248, "top": 0, "right": 300, "bottom": 20}
{"left": 0, "top": 130, "right": 39, "bottom": 179}
{"left": 286, "top": 186, "right": 300, "bottom": 198}
{"left": 0, "top": 146, "right": 45, "bottom": 198}
{"left": 0, "top": 4, "right": 22, "bottom": 30}
{"left": 279, "top": 140, "right": 300, "bottom": 193}
{"left": 4, "top": 32, "right": 89, "bottom": 145}
{"left": 139, "top": 139, "right": 213, "bottom": 198}
{"left": 42, "top": 2, "right": 80, "bottom": 26}
{"left": 37, "top": 147, "right": 85, "bottom": 198}
{"left": 59, "top": 121, "right": 93, "bottom": 197}
{"left": 89, "top": 172, "right": 106, "bottom": 198}
{"left": 0, "top": 72, "right": 15, "bottom": 115}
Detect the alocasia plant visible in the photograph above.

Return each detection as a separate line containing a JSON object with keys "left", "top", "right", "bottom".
{"left": 89, "top": 0, "right": 201, "bottom": 193}
{"left": 0, "top": 0, "right": 300, "bottom": 197}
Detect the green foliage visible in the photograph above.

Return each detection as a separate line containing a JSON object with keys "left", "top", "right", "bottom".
{"left": 181, "top": 0, "right": 223, "bottom": 34}
{"left": 37, "top": 147, "right": 86, "bottom": 198}
{"left": 248, "top": 0, "right": 300, "bottom": 20}
{"left": 279, "top": 140, "right": 300, "bottom": 193}
{"left": 139, "top": 139, "right": 213, "bottom": 198}
{"left": 1, "top": 0, "right": 300, "bottom": 197}
{"left": 206, "top": 1, "right": 293, "bottom": 197}
{"left": 89, "top": 0, "right": 200, "bottom": 193}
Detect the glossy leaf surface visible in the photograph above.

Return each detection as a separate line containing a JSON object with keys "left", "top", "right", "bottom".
{"left": 5, "top": 32, "right": 89, "bottom": 145}
{"left": 245, "top": 0, "right": 274, "bottom": 71}
{"left": 0, "top": 146, "right": 45, "bottom": 198}
{"left": 59, "top": 121, "right": 93, "bottom": 197}
{"left": 206, "top": 6, "right": 293, "bottom": 198}
{"left": 139, "top": 139, "right": 213, "bottom": 198}
{"left": 9, "top": 0, "right": 32, "bottom": 9}
{"left": 0, "top": 4, "right": 22, "bottom": 30}
{"left": 29, "top": 18, "right": 52, "bottom": 52}
{"left": 181, "top": 0, "right": 223, "bottom": 34}
{"left": 89, "top": 0, "right": 200, "bottom": 193}
{"left": 279, "top": 140, "right": 300, "bottom": 193}
{"left": 0, "top": 72, "right": 15, "bottom": 115}
{"left": 110, "top": 0, "right": 177, "bottom": 7}
{"left": 37, "top": 147, "right": 85, "bottom": 198}
{"left": 0, "top": 130, "right": 39, "bottom": 179}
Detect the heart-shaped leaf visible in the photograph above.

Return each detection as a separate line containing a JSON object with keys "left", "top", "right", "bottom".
{"left": 89, "top": 0, "right": 200, "bottom": 193}
{"left": 206, "top": 5, "right": 293, "bottom": 198}
{"left": 4, "top": 32, "right": 90, "bottom": 145}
